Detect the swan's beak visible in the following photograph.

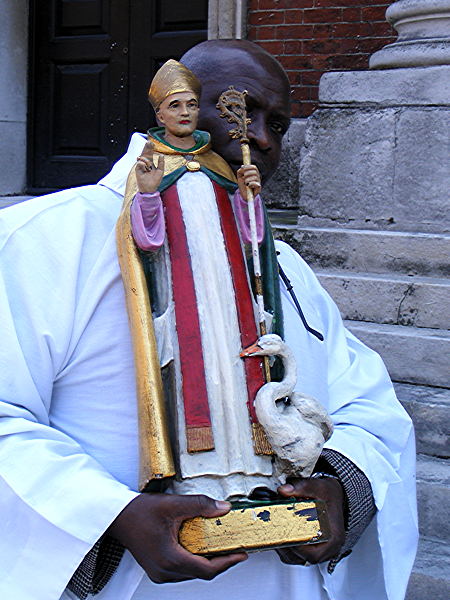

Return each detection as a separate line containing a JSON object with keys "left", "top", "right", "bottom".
{"left": 240, "top": 341, "right": 262, "bottom": 357}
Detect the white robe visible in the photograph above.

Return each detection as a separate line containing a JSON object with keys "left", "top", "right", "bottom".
{"left": 150, "top": 170, "right": 276, "bottom": 499}
{"left": 0, "top": 133, "right": 418, "bottom": 600}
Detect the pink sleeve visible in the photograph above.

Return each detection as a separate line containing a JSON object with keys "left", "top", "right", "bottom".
{"left": 130, "top": 191, "right": 166, "bottom": 251}
{"left": 232, "top": 190, "right": 265, "bottom": 245}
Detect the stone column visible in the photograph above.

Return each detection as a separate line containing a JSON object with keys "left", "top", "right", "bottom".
{"left": 208, "top": 0, "right": 247, "bottom": 39}
{"left": 0, "top": 0, "right": 29, "bottom": 195}
{"left": 370, "top": 0, "right": 450, "bottom": 68}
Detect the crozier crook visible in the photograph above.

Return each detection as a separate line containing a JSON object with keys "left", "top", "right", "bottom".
{"left": 241, "top": 334, "right": 334, "bottom": 480}
{"left": 217, "top": 86, "right": 271, "bottom": 382}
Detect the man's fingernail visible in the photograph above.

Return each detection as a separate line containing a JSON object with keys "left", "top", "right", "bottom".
{"left": 215, "top": 500, "right": 231, "bottom": 510}
{"left": 282, "top": 484, "right": 295, "bottom": 493}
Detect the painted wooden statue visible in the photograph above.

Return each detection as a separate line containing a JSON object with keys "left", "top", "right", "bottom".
{"left": 116, "top": 61, "right": 332, "bottom": 533}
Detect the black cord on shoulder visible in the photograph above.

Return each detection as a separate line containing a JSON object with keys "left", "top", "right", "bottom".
{"left": 278, "top": 261, "right": 324, "bottom": 342}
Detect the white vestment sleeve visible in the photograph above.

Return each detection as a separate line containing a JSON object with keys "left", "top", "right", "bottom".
{"left": 276, "top": 241, "right": 418, "bottom": 600}
{"left": 0, "top": 190, "right": 139, "bottom": 600}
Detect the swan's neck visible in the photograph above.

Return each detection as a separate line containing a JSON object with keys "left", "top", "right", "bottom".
{"left": 276, "top": 344, "right": 297, "bottom": 395}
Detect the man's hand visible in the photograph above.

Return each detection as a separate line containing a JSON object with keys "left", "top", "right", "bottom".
{"left": 107, "top": 493, "right": 248, "bottom": 583}
{"left": 276, "top": 477, "right": 345, "bottom": 565}
{"left": 237, "top": 164, "right": 261, "bottom": 200}
{"left": 136, "top": 141, "right": 165, "bottom": 194}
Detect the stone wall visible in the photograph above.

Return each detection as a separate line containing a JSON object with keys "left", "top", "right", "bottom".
{"left": 269, "top": 3, "right": 450, "bottom": 595}
{"left": 0, "top": 0, "right": 28, "bottom": 195}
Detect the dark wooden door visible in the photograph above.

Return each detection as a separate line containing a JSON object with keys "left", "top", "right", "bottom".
{"left": 28, "top": 0, "right": 208, "bottom": 192}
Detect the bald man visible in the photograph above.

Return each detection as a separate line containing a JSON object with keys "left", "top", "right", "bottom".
{"left": 0, "top": 41, "right": 417, "bottom": 600}
{"left": 183, "top": 39, "right": 291, "bottom": 185}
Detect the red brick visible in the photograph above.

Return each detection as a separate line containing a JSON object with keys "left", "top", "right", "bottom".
{"left": 281, "top": 24, "right": 314, "bottom": 39}
{"left": 354, "top": 37, "right": 386, "bottom": 54}
{"left": 303, "top": 38, "right": 340, "bottom": 55}
{"left": 371, "top": 20, "right": 395, "bottom": 37}
{"left": 312, "top": 23, "right": 334, "bottom": 38}
{"left": 332, "top": 22, "right": 372, "bottom": 38}
{"left": 276, "top": 24, "right": 312, "bottom": 39}
{"left": 310, "top": 54, "right": 331, "bottom": 69}
{"left": 257, "top": 0, "right": 284, "bottom": 10}
{"left": 368, "top": 37, "right": 393, "bottom": 54}
{"left": 286, "top": 70, "right": 302, "bottom": 86}
{"left": 284, "top": 39, "right": 303, "bottom": 54}
{"left": 256, "top": 40, "right": 284, "bottom": 55}
{"left": 361, "top": 6, "right": 389, "bottom": 22}
{"left": 299, "top": 101, "right": 318, "bottom": 117}
{"left": 285, "top": 9, "right": 303, "bottom": 24}
{"left": 341, "top": 7, "right": 361, "bottom": 22}
{"left": 283, "top": 54, "right": 320, "bottom": 71}
{"left": 293, "top": 86, "right": 311, "bottom": 98}
{"left": 255, "top": 25, "right": 278, "bottom": 40}
{"left": 306, "top": 86, "right": 320, "bottom": 101}
{"left": 303, "top": 8, "right": 342, "bottom": 23}
{"left": 285, "top": 55, "right": 314, "bottom": 70}
{"left": 313, "top": 0, "right": 357, "bottom": 6}
{"left": 289, "top": 90, "right": 299, "bottom": 100}
{"left": 284, "top": 0, "right": 311, "bottom": 8}
{"left": 300, "top": 70, "right": 322, "bottom": 86}
{"left": 248, "top": 10, "right": 285, "bottom": 26}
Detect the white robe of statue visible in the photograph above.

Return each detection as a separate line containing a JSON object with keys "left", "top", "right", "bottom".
{"left": 149, "top": 170, "right": 278, "bottom": 499}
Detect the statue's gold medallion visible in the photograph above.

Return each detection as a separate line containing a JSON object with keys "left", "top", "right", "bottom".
{"left": 185, "top": 159, "right": 201, "bottom": 172}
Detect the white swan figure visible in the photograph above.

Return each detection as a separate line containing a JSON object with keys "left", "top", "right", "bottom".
{"left": 241, "top": 334, "right": 333, "bottom": 480}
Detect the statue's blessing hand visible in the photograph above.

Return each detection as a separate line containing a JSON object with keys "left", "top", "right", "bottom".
{"left": 136, "top": 141, "right": 165, "bottom": 194}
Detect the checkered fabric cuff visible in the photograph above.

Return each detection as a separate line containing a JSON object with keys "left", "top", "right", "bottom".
{"left": 67, "top": 535, "right": 125, "bottom": 599}
{"left": 318, "top": 448, "right": 376, "bottom": 574}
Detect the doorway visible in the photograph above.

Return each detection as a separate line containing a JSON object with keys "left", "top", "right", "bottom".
{"left": 28, "top": 0, "right": 208, "bottom": 192}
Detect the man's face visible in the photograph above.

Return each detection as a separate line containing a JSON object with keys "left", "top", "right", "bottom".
{"left": 194, "top": 48, "right": 291, "bottom": 183}
{"left": 156, "top": 92, "right": 199, "bottom": 138}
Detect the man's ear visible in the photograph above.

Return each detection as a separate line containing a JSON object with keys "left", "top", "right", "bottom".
{"left": 156, "top": 109, "right": 165, "bottom": 126}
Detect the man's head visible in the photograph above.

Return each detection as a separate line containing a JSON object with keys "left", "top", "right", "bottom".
{"left": 181, "top": 40, "right": 291, "bottom": 183}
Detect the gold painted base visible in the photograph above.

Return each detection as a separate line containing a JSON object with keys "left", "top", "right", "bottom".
{"left": 179, "top": 499, "right": 330, "bottom": 556}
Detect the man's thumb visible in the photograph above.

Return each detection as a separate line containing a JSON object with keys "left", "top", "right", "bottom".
{"left": 180, "top": 494, "right": 231, "bottom": 519}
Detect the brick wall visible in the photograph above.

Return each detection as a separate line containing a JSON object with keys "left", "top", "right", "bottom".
{"left": 247, "top": 1, "right": 396, "bottom": 118}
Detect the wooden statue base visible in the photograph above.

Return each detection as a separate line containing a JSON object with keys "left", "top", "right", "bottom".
{"left": 179, "top": 498, "right": 330, "bottom": 556}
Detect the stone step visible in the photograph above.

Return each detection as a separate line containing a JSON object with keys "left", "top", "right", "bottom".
{"left": 406, "top": 536, "right": 450, "bottom": 600}
{"left": 395, "top": 383, "right": 450, "bottom": 458}
{"left": 345, "top": 320, "right": 450, "bottom": 388}
{"left": 271, "top": 223, "right": 450, "bottom": 278}
{"left": 316, "top": 269, "right": 449, "bottom": 330}
{"left": 416, "top": 455, "right": 450, "bottom": 541}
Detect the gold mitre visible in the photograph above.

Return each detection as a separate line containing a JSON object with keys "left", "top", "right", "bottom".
{"left": 148, "top": 59, "right": 201, "bottom": 110}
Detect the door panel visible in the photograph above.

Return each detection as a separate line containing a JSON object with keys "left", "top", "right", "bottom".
{"left": 29, "top": 0, "right": 208, "bottom": 191}
{"left": 29, "top": 0, "right": 130, "bottom": 190}
{"left": 127, "top": 0, "right": 209, "bottom": 136}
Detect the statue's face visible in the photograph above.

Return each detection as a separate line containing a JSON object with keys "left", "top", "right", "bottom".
{"left": 193, "top": 47, "right": 291, "bottom": 183}
{"left": 156, "top": 91, "right": 199, "bottom": 139}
